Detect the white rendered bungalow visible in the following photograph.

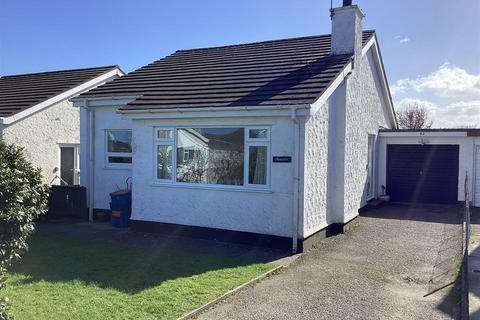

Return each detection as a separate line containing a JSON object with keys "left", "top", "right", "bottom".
{"left": 73, "top": 2, "right": 396, "bottom": 252}
{"left": 0, "top": 66, "right": 123, "bottom": 185}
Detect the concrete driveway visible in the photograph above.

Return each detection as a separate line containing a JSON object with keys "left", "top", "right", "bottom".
{"left": 196, "top": 204, "right": 463, "bottom": 320}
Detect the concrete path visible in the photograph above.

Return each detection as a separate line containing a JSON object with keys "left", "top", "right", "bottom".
{"left": 196, "top": 204, "right": 462, "bottom": 320}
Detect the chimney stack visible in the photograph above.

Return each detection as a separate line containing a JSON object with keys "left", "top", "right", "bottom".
{"left": 330, "top": 1, "right": 365, "bottom": 65}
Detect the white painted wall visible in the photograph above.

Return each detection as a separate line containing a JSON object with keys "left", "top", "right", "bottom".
{"left": 130, "top": 116, "right": 295, "bottom": 238}
{"left": 342, "top": 49, "right": 391, "bottom": 223}
{"left": 302, "top": 100, "right": 330, "bottom": 237}
{"left": 378, "top": 133, "right": 479, "bottom": 203}
{"left": 302, "top": 47, "right": 391, "bottom": 235}
{"left": 1, "top": 100, "right": 79, "bottom": 184}
{"left": 79, "top": 106, "right": 133, "bottom": 209}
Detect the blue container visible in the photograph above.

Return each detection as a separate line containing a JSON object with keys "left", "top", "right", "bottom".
{"left": 109, "top": 189, "right": 132, "bottom": 228}
{"left": 109, "top": 202, "right": 131, "bottom": 227}
{"left": 110, "top": 189, "right": 132, "bottom": 205}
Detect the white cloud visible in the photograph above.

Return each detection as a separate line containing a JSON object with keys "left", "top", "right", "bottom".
{"left": 396, "top": 98, "right": 480, "bottom": 128}
{"left": 391, "top": 63, "right": 480, "bottom": 98}
{"left": 394, "top": 35, "right": 411, "bottom": 43}
{"left": 390, "top": 78, "right": 411, "bottom": 96}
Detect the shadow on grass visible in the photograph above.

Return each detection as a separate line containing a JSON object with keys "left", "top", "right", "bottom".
{"left": 10, "top": 234, "right": 260, "bottom": 294}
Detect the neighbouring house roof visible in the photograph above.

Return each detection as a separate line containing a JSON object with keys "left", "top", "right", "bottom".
{"left": 0, "top": 65, "right": 120, "bottom": 118}
{"left": 79, "top": 31, "right": 375, "bottom": 111}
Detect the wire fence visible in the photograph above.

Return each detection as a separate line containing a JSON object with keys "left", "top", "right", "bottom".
{"left": 427, "top": 211, "right": 463, "bottom": 294}
{"left": 426, "top": 173, "right": 470, "bottom": 319}
{"left": 460, "top": 174, "right": 471, "bottom": 319}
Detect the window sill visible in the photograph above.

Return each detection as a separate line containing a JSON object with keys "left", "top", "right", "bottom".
{"left": 149, "top": 182, "right": 273, "bottom": 194}
{"left": 103, "top": 165, "right": 133, "bottom": 171}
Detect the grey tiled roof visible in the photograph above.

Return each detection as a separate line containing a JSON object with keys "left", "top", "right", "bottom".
{"left": 0, "top": 65, "right": 118, "bottom": 117}
{"left": 80, "top": 31, "right": 375, "bottom": 110}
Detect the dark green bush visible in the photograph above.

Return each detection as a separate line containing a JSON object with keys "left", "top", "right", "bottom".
{"left": 0, "top": 141, "right": 49, "bottom": 319}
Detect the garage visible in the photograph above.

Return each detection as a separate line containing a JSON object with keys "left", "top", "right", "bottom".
{"left": 386, "top": 144, "right": 459, "bottom": 204}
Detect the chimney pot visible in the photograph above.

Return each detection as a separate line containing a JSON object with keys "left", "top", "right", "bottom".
{"left": 343, "top": 0, "right": 352, "bottom": 6}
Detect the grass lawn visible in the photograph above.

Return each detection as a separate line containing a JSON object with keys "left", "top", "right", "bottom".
{"left": 2, "top": 234, "right": 274, "bottom": 320}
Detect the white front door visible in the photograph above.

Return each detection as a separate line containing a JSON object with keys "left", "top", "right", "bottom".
{"left": 366, "top": 135, "right": 376, "bottom": 200}
{"left": 59, "top": 145, "right": 79, "bottom": 185}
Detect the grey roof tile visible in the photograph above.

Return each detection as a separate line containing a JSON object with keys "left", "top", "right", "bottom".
{"left": 80, "top": 31, "right": 375, "bottom": 110}
{"left": 0, "top": 66, "right": 119, "bottom": 117}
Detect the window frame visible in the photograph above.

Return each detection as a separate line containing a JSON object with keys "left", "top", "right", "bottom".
{"left": 153, "top": 126, "right": 271, "bottom": 189}
{"left": 154, "top": 128, "right": 175, "bottom": 182}
{"left": 247, "top": 127, "right": 270, "bottom": 141}
{"left": 245, "top": 128, "right": 271, "bottom": 188}
{"left": 105, "top": 129, "right": 133, "bottom": 168}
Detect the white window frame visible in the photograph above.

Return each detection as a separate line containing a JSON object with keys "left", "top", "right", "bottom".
{"left": 58, "top": 143, "right": 80, "bottom": 185}
{"left": 154, "top": 128, "right": 175, "bottom": 182}
{"left": 247, "top": 127, "right": 270, "bottom": 141}
{"left": 183, "top": 149, "right": 193, "bottom": 162}
{"left": 105, "top": 129, "right": 133, "bottom": 168}
{"left": 245, "top": 128, "right": 271, "bottom": 188}
{"left": 153, "top": 126, "right": 271, "bottom": 189}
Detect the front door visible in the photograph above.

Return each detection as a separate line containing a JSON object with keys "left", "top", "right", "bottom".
{"left": 59, "top": 146, "right": 78, "bottom": 185}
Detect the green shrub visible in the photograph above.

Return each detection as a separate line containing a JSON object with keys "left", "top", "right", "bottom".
{"left": 0, "top": 142, "right": 49, "bottom": 319}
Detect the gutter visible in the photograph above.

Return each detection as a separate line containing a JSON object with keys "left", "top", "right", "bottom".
{"left": 118, "top": 104, "right": 311, "bottom": 115}
{"left": 71, "top": 95, "right": 140, "bottom": 104}
{"left": 290, "top": 106, "right": 301, "bottom": 253}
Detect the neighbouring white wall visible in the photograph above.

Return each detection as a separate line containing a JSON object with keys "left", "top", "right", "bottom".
{"left": 131, "top": 116, "right": 295, "bottom": 238}
{"left": 80, "top": 106, "right": 132, "bottom": 209}
{"left": 378, "top": 134, "right": 478, "bottom": 203}
{"left": 2, "top": 100, "right": 79, "bottom": 184}
{"left": 342, "top": 49, "right": 391, "bottom": 223}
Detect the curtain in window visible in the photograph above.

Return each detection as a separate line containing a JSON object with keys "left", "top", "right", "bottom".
{"left": 249, "top": 146, "right": 267, "bottom": 185}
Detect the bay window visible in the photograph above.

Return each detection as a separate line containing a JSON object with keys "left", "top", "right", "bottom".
{"left": 106, "top": 130, "right": 132, "bottom": 166}
{"left": 154, "top": 127, "right": 270, "bottom": 188}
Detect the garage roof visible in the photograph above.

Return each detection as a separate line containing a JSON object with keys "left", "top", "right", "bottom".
{"left": 79, "top": 31, "right": 375, "bottom": 111}
{"left": 380, "top": 129, "right": 480, "bottom": 136}
{"left": 0, "top": 66, "right": 119, "bottom": 117}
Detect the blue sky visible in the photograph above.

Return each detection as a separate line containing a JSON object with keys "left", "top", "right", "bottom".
{"left": 1, "top": 0, "right": 479, "bottom": 127}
